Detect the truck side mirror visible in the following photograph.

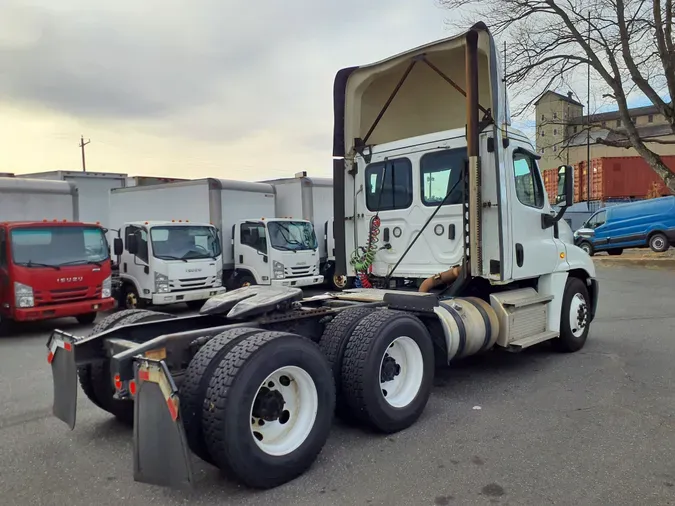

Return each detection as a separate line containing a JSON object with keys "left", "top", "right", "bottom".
{"left": 542, "top": 164, "right": 574, "bottom": 229}
{"left": 556, "top": 164, "right": 574, "bottom": 207}
{"left": 113, "top": 237, "right": 124, "bottom": 256}
{"left": 127, "top": 235, "right": 138, "bottom": 255}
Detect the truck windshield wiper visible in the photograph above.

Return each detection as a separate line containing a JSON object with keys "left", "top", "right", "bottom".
{"left": 17, "top": 260, "right": 61, "bottom": 270}
{"left": 155, "top": 255, "right": 188, "bottom": 263}
{"left": 58, "top": 259, "right": 103, "bottom": 267}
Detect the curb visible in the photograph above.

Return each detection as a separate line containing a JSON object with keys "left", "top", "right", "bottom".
{"left": 593, "top": 257, "right": 675, "bottom": 269}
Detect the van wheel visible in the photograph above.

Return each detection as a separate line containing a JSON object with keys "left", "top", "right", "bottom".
{"left": 340, "top": 310, "right": 435, "bottom": 433}
{"left": 579, "top": 241, "right": 594, "bottom": 256}
{"left": 649, "top": 233, "right": 669, "bottom": 253}
{"left": 202, "top": 331, "right": 335, "bottom": 489}
{"left": 607, "top": 248, "right": 623, "bottom": 256}
{"left": 554, "top": 277, "right": 590, "bottom": 353}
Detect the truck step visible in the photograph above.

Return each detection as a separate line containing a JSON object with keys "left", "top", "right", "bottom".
{"left": 501, "top": 294, "right": 554, "bottom": 308}
{"left": 507, "top": 330, "right": 559, "bottom": 351}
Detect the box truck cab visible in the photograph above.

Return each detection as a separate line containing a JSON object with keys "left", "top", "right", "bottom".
{"left": 574, "top": 196, "right": 675, "bottom": 255}
{"left": 113, "top": 221, "right": 226, "bottom": 310}
{"left": 230, "top": 217, "right": 324, "bottom": 288}
{"left": 0, "top": 221, "right": 115, "bottom": 333}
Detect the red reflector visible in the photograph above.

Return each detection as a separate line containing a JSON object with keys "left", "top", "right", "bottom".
{"left": 114, "top": 374, "right": 122, "bottom": 390}
{"left": 63, "top": 342, "right": 72, "bottom": 352}
{"left": 129, "top": 380, "right": 137, "bottom": 396}
{"left": 138, "top": 370, "right": 150, "bottom": 382}
{"left": 47, "top": 351, "right": 54, "bottom": 364}
{"left": 167, "top": 398, "right": 178, "bottom": 421}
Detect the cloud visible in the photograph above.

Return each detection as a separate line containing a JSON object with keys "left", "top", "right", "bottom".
{"left": 0, "top": 0, "right": 457, "bottom": 176}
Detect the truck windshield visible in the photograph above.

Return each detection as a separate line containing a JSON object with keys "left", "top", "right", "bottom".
{"left": 10, "top": 226, "right": 109, "bottom": 268}
{"left": 267, "top": 221, "right": 317, "bottom": 251}
{"left": 150, "top": 226, "right": 221, "bottom": 260}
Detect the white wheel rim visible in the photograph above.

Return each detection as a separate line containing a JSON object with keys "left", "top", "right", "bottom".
{"left": 652, "top": 237, "right": 665, "bottom": 250}
{"left": 333, "top": 275, "right": 347, "bottom": 289}
{"left": 569, "top": 293, "right": 588, "bottom": 338}
{"left": 379, "top": 336, "right": 424, "bottom": 408}
{"left": 249, "top": 366, "right": 318, "bottom": 456}
{"left": 581, "top": 243, "right": 590, "bottom": 253}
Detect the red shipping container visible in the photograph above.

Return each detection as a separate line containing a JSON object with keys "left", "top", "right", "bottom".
{"left": 541, "top": 156, "right": 673, "bottom": 203}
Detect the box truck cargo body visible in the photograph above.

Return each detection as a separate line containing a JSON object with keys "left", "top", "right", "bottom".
{"left": 108, "top": 179, "right": 322, "bottom": 304}
{"left": 20, "top": 171, "right": 127, "bottom": 228}
{"left": 0, "top": 177, "right": 79, "bottom": 222}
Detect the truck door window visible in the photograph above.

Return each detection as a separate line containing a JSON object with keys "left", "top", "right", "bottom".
{"left": 513, "top": 151, "right": 545, "bottom": 209}
{"left": 590, "top": 210, "right": 606, "bottom": 228}
{"left": 365, "top": 158, "right": 413, "bottom": 211}
{"left": 420, "top": 148, "right": 466, "bottom": 206}
{"left": 240, "top": 223, "right": 267, "bottom": 254}
{"left": 135, "top": 229, "right": 149, "bottom": 263}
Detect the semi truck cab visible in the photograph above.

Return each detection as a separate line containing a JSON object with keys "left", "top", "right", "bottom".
{"left": 231, "top": 218, "right": 323, "bottom": 288}
{"left": 0, "top": 221, "right": 115, "bottom": 333}
{"left": 113, "top": 220, "right": 226, "bottom": 309}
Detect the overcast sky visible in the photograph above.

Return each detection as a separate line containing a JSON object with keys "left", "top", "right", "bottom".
{"left": 0, "top": 0, "right": 476, "bottom": 181}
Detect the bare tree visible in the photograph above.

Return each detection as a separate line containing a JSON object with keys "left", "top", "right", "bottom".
{"left": 438, "top": 0, "right": 675, "bottom": 192}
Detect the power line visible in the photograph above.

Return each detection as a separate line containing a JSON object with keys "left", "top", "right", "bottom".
{"left": 79, "top": 135, "right": 90, "bottom": 172}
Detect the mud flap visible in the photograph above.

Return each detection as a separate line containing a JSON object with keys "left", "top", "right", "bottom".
{"left": 47, "top": 331, "right": 78, "bottom": 430}
{"left": 133, "top": 358, "right": 194, "bottom": 489}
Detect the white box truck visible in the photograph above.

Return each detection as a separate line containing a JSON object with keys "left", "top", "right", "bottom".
{"left": 20, "top": 171, "right": 127, "bottom": 229}
{"left": 108, "top": 178, "right": 323, "bottom": 306}
{"left": 263, "top": 173, "right": 348, "bottom": 289}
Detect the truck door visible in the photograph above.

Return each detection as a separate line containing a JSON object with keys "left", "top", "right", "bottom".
{"left": 234, "top": 221, "right": 269, "bottom": 284}
{"left": 508, "top": 144, "right": 560, "bottom": 280}
{"left": 0, "top": 229, "right": 8, "bottom": 314}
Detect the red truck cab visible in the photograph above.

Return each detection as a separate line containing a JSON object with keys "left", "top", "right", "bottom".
{"left": 0, "top": 221, "right": 116, "bottom": 334}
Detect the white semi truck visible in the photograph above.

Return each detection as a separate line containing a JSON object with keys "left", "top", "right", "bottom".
{"left": 47, "top": 23, "right": 598, "bottom": 493}
{"left": 108, "top": 179, "right": 323, "bottom": 299}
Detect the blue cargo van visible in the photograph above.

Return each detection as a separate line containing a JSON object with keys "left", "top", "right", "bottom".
{"left": 574, "top": 196, "right": 675, "bottom": 256}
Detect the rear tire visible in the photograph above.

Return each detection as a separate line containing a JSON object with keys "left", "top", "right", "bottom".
{"left": 553, "top": 277, "right": 590, "bottom": 353}
{"left": 318, "top": 307, "right": 375, "bottom": 417}
{"left": 180, "top": 327, "right": 263, "bottom": 464}
{"left": 649, "top": 232, "right": 669, "bottom": 253}
{"left": 0, "top": 314, "right": 12, "bottom": 337}
{"left": 608, "top": 248, "right": 623, "bottom": 256}
{"left": 340, "top": 310, "right": 435, "bottom": 433}
{"left": 237, "top": 274, "right": 256, "bottom": 288}
{"left": 202, "top": 331, "right": 335, "bottom": 489}
{"left": 76, "top": 312, "right": 97, "bottom": 325}
{"left": 123, "top": 284, "right": 146, "bottom": 309}
{"left": 78, "top": 309, "right": 175, "bottom": 424}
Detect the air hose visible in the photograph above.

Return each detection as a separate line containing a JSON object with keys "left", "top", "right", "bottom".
{"left": 350, "top": 215, "right": 381, "bottom": 288}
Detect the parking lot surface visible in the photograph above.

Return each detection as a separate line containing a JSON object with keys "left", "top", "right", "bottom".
{"left": 1, "top": 267, "right": 675, "bottom": 506}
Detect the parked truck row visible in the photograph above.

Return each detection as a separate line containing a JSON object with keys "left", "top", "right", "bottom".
{"left": 0, "top": 171, "right": 344, "bottom": 333}
{"left": 46, "top": 23, "right": 598, "bottom": 493}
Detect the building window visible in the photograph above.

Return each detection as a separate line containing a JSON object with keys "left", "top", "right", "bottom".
{"left": 540, "top": 148, "right": 545, "bottom": 154}
{"left": 553, "top": 129, "right": 557, "bottom": 135}
{"left": 553, "top": 112, "right": 558, "bottom": 119}
{"left": 648, "top": 114, "right": 654, "bottom": 123}
{"left": 601, "top": 121, "right": 607, "bottom": 128}
{"left": 540, "top": 130, "right": 545, "bottom": 137}
{"left": 553, "top": 146, "right": 558, "bottom": 152}
{"left": 617, "top": 119, "right": 621, "bottom": 127}
{"left": 541, "top": 114, "right": 545, "bottom": 121}
{"left": 573, "top": 126, "right": 578, "bottom": 133}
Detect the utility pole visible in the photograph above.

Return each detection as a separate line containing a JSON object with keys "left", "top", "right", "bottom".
{"left": 79, "top": 135, "right": 90, "bottom": 172}
{"left": 586, "top": 11, "right": 591, "bottom": 210}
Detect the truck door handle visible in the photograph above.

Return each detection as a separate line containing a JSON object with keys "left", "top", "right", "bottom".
{"left": 383, "top": 228, "right": 390, "bottom": 242}
{"left": 515, "top": 243, "right": 524, "bottom": 267}
{"left": 448, "top": 224, "right": 455, "bottom": 240}
{"left": 239, "top": 254, "right": 243, "bottom": 264}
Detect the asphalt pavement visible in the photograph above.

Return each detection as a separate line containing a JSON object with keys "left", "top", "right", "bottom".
{"left": 1, "top": 267, "right": 675, "bottom": 505}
